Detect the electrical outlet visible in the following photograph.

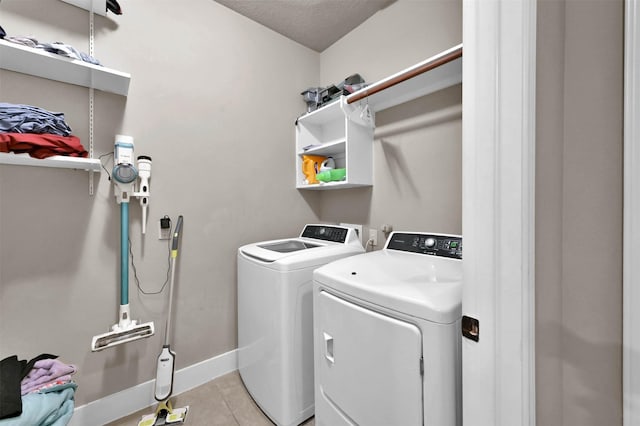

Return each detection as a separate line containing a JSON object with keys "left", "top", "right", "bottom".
{"left": 158, "top": 217, "right": 171, "bottom": 240}
{"left": 340, "top": 223, "right": 363, "bottom": 245}
{"left": 369, "top": 229, "right": 378, "bottom": 246}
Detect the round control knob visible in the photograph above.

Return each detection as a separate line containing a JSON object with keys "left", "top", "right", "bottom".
{"left": 425, "top": 238, "right": 436, "bottom": 248}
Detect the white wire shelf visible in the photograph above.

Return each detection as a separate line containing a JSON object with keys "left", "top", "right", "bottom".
{"left": 0, "top": 39, "right": 130, "bottom": 96}
{"left": 0, "top": 152, "right": 102, "bottom": 172}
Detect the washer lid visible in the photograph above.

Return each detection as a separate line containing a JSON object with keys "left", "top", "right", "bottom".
{"left": 239, "top": 237, "right": 326, "bottom": 263}
{"left": 257, "top": 239, "right": 321, "bottom": 253}
{"left": 313, "top": 249, "right": 462, "bottom": 324}
{"left": 237, "top": 224, "right": 364, "bottom": 270}
{"left": 239, "top": 238, "right": 364, "bottom": 270}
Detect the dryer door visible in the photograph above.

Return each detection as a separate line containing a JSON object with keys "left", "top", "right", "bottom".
{"left": 315, "top": 290, "right": 423, "bottom": 426}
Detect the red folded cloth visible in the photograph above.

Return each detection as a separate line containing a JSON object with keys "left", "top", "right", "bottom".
{"left": 0, "top": 132, "right": 88, "bottom": 159}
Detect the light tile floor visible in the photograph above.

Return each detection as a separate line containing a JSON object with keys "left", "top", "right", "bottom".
{"left": 105, "top": 371, "right": 315, "bottom": 426}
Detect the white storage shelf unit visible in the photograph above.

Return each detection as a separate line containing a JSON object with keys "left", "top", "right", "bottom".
{"left": 295, "top": 44, "right": 462, "bottom": 190}
{"left": 0, "top": 37, "right": 130, "bottom": 172}
{"left": 0, "top": 153, "right": 101, "bottom": 171}
{"left": 296, "top": 98, "right": 374, "bottom": 189}
{"left": 0, "top": 39, "right": 130, "bottom": 96}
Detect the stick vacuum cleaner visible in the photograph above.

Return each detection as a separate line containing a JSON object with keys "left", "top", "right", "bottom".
{"left": 139, "top": 215, "right": 189, "bottom": 426}
{"left": 91, "top": 135, "right": 155, "bottom": 351}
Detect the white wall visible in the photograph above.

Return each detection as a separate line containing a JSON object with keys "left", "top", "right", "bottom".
{"left": 0, "top": 0, "right": 465, "bottom": 414}
{"left": 0, "top": 0, "right": 320, "bottom": 405}
{"left": 536, "top": 0, "right": 624, "bottom": 425}
{"left": 318, "top": 0, "right": 463, "bottom": 238}
{"left": 4, "top": 2, "right": 624, "bottom": 424}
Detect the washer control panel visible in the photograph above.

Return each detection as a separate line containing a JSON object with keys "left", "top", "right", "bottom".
{"left": 300, "top": 225, "right": 350, "bottom": 243}
{"left": 385, "top": 232, "right": 462, "bottom": 259}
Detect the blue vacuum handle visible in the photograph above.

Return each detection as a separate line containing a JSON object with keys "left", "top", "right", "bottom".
{"left": 120, "top": 202, "right": 129, "bottom": 305}
{"left": 171, "top": 215, "right": 183, "bottom": 256}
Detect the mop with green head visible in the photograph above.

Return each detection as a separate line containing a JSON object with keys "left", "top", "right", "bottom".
{"left": 138, "top": 215, "right": 189, "bottom": 426}
{"left": 91, "top": 136, "right": 155, "bottom": 351}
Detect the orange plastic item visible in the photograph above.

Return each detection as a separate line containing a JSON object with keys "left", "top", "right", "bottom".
{"left": 302, "top": 155, "right": 327, "bottom": 184}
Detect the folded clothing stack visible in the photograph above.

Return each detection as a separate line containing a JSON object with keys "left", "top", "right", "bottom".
{"left": 0, "top": 354, "right": 77, "bottom": 425}
{"left": 0, "top": 103, "right": 88, "bottom": 159}
{"left": 21, "top": 358, "right": 77, "bottom": 395}
{"left": 2, "top": 34, "right": 102, "bottom": 66}
{"left": 0, "top": 103, "right": 72, "bottom": 136}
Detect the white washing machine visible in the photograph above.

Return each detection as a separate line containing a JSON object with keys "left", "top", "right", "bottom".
{"left": 238, "top": 224, "right": 365, "bottom": 426}
{"left": 313, "top": 232, "right": 463, "bottom": 426}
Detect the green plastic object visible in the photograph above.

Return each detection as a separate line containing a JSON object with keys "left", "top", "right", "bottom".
{"left": 331, "top": 168, "right": 346, "bottom": 181}
{"left": 317, "top": 168, "right": 346, "bottom": 182}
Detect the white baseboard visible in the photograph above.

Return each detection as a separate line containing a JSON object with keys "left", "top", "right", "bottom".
{"left": 69, "top": 349, "right": 238, "bottom": 426}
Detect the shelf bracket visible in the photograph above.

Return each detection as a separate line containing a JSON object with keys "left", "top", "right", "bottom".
{"left": 88, "top": 7, "right": 96, "bottom": 195}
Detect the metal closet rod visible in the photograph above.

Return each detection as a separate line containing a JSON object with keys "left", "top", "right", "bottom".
{"left": 346, "top": 45, "right": 463, "bottom": 105}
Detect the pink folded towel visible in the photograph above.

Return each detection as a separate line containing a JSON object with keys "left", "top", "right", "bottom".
{"left": 20, "top": 359, "right": 76, "bottom": 395}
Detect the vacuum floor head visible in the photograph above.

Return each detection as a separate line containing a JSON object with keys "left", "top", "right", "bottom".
{"left": 138, "top": 401, "right": 188, "bottom": 426}
{"left": 91, "top": 321, "right": 155, "bottom": 351}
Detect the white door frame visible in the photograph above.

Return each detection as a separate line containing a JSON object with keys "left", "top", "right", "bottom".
{"left": 461, "top": 1, "right": 536, "bottom": 425}
{"left": 624, "top": 0, "right": 640, "bottom": 424}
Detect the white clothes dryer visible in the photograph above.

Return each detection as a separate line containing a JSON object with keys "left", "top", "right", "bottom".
{"left": 312, "top": 232, "right": 463, "bottom": 426}
{"left": 238, "top": 224, "right": 364, "bottom": 426}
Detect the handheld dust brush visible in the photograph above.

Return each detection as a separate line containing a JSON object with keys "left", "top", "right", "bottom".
{"left": 137, "top": 156, "right": 152, "bottom": 234}
{"left": 91, "top": 135, "right": 155, "bottom": 351}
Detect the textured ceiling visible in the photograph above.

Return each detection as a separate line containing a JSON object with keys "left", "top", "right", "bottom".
{"left": 214, "top": 0, "right": 395, "bottom": 52}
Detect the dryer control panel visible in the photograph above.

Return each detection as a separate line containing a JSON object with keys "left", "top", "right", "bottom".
{"left": 300, "top": 225, "right": 351, "bottom": 243}
{"left": 385, "top": 232, "right": 462, "bottom": 259}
